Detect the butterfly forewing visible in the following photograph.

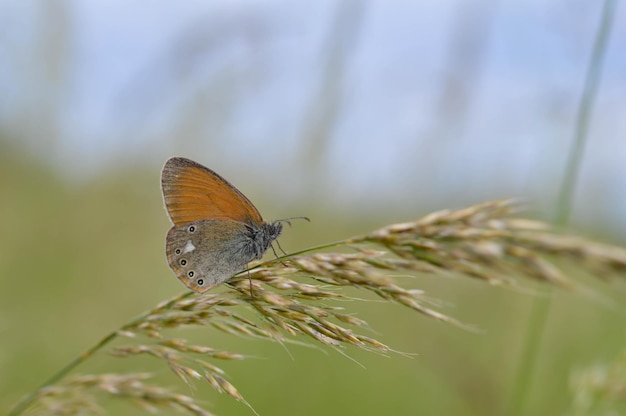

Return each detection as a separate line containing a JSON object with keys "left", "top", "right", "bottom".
{"left": 161, "top": 157, "right": 263, "bottom": 226}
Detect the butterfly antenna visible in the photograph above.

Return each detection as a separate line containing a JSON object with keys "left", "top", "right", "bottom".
{"left": 276, "top": 216, "right": 311, "bottom": 227}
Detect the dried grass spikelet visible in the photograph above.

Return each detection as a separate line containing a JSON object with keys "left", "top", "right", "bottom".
{"left": 32, "top": 373, "right": 213, "bottom": 416}
{"left": 12, "top": 199, "right": 626, "bottom": 416}
{"left": 361, "top": 199, "right": 626, "bottom": 287}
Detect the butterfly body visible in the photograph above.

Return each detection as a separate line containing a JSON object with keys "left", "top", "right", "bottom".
{"left": 161, "top": 157, "right": 283, "bottom": 293}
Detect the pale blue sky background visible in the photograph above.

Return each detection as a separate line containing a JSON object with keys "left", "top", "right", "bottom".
{"left": 1, "top": 0, "right": 625, "bottom": 233}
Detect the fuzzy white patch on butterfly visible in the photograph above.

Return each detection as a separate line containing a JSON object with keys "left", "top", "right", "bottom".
{"left": 182, "top": 240, "right": 196, "bottom": 254}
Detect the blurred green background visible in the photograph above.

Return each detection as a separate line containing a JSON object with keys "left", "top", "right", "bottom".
{"left": 2, "top": 1, "right": 626, "bottom": 415}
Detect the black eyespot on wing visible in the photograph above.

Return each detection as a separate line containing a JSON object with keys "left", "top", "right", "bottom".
{"left": 180, "top": 259, "right": 187, "bottom": 266}
{"left": 197, "top": 279, "right": 204, "bottom": 286}
{"left": 188, "top": 225, "right": 196, "bottom": 233}
{"left": 175, "top": 248, "right": 181, "bottom": 255}
{"left": 188, "top": 271, "right": 195, "bottom": 277}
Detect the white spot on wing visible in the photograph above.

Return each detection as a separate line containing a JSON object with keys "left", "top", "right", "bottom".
{"left": 182, "top": 240, "right": 196, "bottom": 254}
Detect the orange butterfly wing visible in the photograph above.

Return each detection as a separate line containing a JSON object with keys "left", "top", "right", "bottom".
{"left": 161, "top": 157, "right": 264, "bottom": 226}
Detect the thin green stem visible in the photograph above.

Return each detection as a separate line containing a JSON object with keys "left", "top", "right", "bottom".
{"left": 8, "top": 332, "right": 118, "bottom": 416}
{"left": 508, "top": 1, "right": 616, "bottom": 415}
{"left": 555, "top": 0, "right": 616, "bottom": 226}
{"left": 8, "top": 291, "right": 193, "bottom": 416}
{"left": 271, "top": 238, "right": 365, "bottom": 263}
{"left": 242, "top": 237, "right": 364, "bottom": 275}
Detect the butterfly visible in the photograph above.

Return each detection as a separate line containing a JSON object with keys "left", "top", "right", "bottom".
{"left": 161, "top": 157, "right": 284, "bottom": 293}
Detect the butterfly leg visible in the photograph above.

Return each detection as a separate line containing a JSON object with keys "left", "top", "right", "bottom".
{"left": 269, "top": 241, "right": 290, "bottom": 268}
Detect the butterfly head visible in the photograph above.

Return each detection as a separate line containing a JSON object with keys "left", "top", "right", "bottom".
{"left": 241, "top": 220, "right": 282, "bottom": 260}
{"left": 265, "top": 221, "right": 283, "bottom": 241}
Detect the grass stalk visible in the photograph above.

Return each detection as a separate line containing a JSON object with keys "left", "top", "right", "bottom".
{"left": 507, "top": 1, "right": 617, "bottom": 414}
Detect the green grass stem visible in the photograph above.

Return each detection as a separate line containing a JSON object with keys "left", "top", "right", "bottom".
{"left": 507, "top": 1, "right": 617, "bottom": 414}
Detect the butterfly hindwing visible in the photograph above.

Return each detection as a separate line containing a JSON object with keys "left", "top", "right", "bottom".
{"left": 165, "top": 219, "right": 257, "bottom": 292}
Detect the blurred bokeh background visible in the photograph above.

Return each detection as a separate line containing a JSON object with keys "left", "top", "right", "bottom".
{"left": 2, "top": 1, "right": 625, "bottom": 415}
